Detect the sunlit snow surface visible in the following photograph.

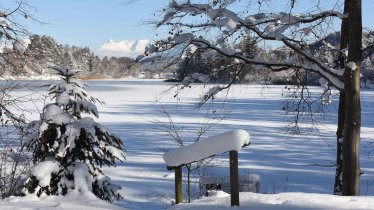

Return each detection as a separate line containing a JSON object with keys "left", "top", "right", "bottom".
{"left": 0, "top": 79, "right": 373, "bottom": 210}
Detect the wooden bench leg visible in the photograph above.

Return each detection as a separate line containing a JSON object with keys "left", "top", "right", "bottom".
{"left": 175, "top": 166, "right": 183, "bottom": 204}
{"left": 230, "top": 150, "right": 239, "bottom": 206}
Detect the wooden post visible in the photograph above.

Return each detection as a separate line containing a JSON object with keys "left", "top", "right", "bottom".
{"left": 175, "top": 166, "right": 183, "bottom": 204}
{"left": 229, "top": 150, "right": 239, "bottom": 206}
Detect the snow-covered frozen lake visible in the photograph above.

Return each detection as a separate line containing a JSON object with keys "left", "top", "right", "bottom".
{"left": 1, "top": 79, "right": 374, "bottom": 209}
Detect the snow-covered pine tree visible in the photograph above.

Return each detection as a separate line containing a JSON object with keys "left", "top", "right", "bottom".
{"left": 23, "top": 66, "right": 125, "bottom": 202}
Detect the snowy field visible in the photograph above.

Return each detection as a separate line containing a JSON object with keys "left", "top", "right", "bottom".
{"left": 0, "top": 79, "right": 373, "bottom": 209}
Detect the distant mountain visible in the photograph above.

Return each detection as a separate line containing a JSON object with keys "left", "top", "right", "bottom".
{"left": 96, "top": 39, "right": 150, "bottom": 58}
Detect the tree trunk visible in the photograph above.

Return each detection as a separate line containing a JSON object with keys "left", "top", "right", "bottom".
{"left": 342, "top": 0, "right": 362, "bottom": 196}
{"left": 334, "top": 0, "right": 349, "bottom": 195}
{"left": 334, "top": 92, "right": 345, "bottom": 195}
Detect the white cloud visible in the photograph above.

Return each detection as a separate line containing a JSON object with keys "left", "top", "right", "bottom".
{"left": 96, "top": 39, "right": 150, "bottom": 58}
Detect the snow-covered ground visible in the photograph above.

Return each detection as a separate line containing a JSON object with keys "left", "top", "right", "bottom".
{"left": 171, "top": 191, "right": 374, "bottom": 210}
{"left": 1, "top": 79, "right": 373, "bottom": 209}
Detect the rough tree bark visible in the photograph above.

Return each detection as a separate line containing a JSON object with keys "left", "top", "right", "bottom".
{"left": 334, "top": 91, "right": 345, "bottom": 195}
{"left": 334, "top": 0, "right": 349, "bottom": 195}
{"left": 342, "top": 0, "right": 362, "bottom": 196}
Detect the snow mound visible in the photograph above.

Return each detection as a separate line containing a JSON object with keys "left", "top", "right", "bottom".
{"left": 0, "top": 191, "right": 124, "bottom": 210}
{"left": 163, "top": 129, "right": 250, "bottom": 167}
{"left": 73, "top": 163, "right": 93, "bottom": 192}
{"left": 43, "top": 104, "right": 72, "bottom": 124}
{"left": 206, "top": 190, "right": 229, "bottom": 198}
{"left": 30, "top": 161, "right": 60, "bottom": 187}
{"left": 170, "top": 192, "right": 374, "bottom": 210}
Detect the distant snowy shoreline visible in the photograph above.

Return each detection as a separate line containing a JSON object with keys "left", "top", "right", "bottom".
{"left": 0, "top": 76, "right": 166, "bottom": 82}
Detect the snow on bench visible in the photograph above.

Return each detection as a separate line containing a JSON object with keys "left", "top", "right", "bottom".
{"left": 163, "top": 129, "right": 250, "bottom": 167}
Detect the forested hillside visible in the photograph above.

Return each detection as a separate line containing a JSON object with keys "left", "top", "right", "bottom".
{"left": 1, "top": 35, "right": 141, "bottom": 79}
{"left": 2, "top": 32, "right": 373, "bottom": 82}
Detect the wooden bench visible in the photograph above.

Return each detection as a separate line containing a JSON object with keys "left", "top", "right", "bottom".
{"left": 163, "top": 129, "right": 250, "bottom": 206}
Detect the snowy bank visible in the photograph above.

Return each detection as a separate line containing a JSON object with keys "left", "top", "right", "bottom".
{"left": 163, "top": 129, "right": 250, "bottom": 167}
{"left": 170, "top": 192, "right": 374, "bottom": 210}
{"left": 0, "top": 74, "right": 60, "bottom": 80}
{"left": 0, "top": 191, "right": 125, "bottom": 210}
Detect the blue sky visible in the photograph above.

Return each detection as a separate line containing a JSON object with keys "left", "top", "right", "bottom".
{"left": 18, "top": 0, "right": 168, "bottom": 49}
{"left": 3, "top": 0, "right": 374, "bottom": 52}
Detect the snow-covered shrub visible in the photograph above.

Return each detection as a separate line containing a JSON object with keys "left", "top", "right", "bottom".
{"left": 23, "top": 66, "right": 125, "bottom": 202}
{"left": 0, "top": 82, "right": 36, "bottom": 198}
{"left": 0, "top": 117, "right": 32, "bottom": 198}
